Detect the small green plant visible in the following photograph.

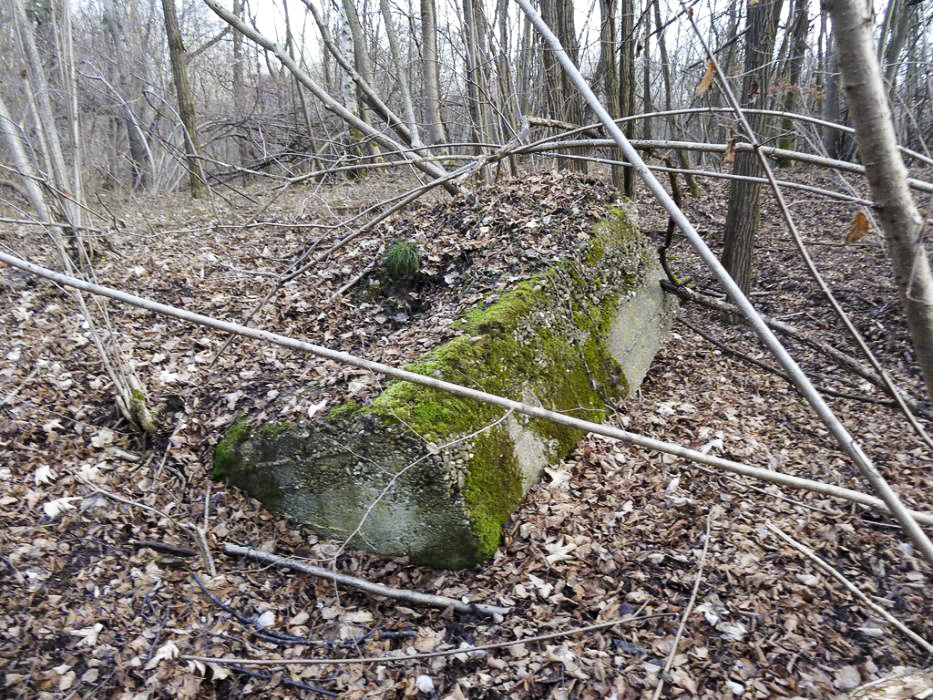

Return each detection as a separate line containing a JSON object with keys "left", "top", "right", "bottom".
{"left": 382, "top": 239, "right": 421, "bottom": 282}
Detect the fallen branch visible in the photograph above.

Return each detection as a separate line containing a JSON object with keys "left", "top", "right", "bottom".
{"left": 329, "top": 258, "right": 376, "bottom": 302}
{"left": 223, "top": 544, "right": 511, "bottom": 617}
{"left": 766, "top": 523, "right": 933, "bottom": 655}
{"left": 216, "top": 665, "right": 337, "bottom": 697}
{"left": 129, "top": 540, "right": 197, "bottom": 557}
{"left": 192, "top": 574, "right": 314, "bottom": 646}
{"left": 180, "top": 610, "right": 669, "bottom": 667}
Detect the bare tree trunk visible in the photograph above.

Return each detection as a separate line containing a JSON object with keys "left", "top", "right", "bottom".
{"left": 823, "top": 0, "right": 933, "bottom": 401}
{"left": 516, "top": 11, "right": 535, "bottom": 115}
{"left": 204, "top": 0, "right": 460, "bottom": 194}
{"left": 420, "top": 0, "right": 447, "bottom": 147}
{"left": 540, "top": 0, "right": 587, "bottom": 172}
{"left": 494, "top": 0, "right": 519, "bottom": 175}
{"left": 281, "top": 0, "right": 322, "bottom": 174}
{"left": 11, "top": 0, "right": 77, "bottom": 225}
{"left": 102, "top": 0, "right": 151, "bottom": 189}
{"left": 653, "top": 0, "right": 700, "bottom": 196}
{"left": 0, "top": 95, "right": 54, "bottom": 223}
{"left": 2, "top": 42, "right": 157, "bottom": 434}
{"left": 721, "top": 0, "right": 783, "bottom": 296}
{"left": 641, "top": 8, "right": 652, "bottom": 140}
{"left": 161, "top": 0, "right": 207, "bottom": 198}
{"left": 231, "top": 0, "right": 248, "bottom": 168}
{"left": 599, "top": 0, "right": 624, "bottom": 189}
{"left": 777, "top": 0, "right": 809, "bottom": 165}
{"left": 619, "top": 0, "right": 636, "bottom": 195}
{"left": 822, "top": 18, "right": 842, "bottom": 157}
{"left": 462, "top": 0, "right": 494, "bottom": 183}
{"left": 341, "top": 0, "right": 380, "bottom": 159}
{"left": 380, "top": 0, "right": 423, "bottom": 147}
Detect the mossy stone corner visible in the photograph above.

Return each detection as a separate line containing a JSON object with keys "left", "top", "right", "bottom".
{"left": 213, "top": 207, "right": 677, "bottom": 569}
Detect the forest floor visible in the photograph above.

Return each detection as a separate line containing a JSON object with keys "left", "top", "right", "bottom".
{"left": 1, "top": 163, "right": 931, "bottom": 699}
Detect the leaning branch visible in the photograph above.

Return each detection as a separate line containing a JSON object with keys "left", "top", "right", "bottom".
{"left": 515, "top": 0, "right": 933, "bottom": 567}
{"left": 2, "top": 250, "right": 932, "bottom": 528}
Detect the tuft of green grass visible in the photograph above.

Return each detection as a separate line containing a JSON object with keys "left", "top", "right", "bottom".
{"left": 382, "top": 239, "right": 420, "bottom": 282}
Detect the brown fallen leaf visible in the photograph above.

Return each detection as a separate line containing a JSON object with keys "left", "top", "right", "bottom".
{"left": 723, "top": 138, "right": 737, "bottom": 164}
{"left": 846, "top": 211, "right": 872, "bottom": 242}
{"left": 696, "top": 61, "right": 716, "bottom": 96}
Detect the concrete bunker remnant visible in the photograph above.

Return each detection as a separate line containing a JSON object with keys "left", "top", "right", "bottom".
{"left": 214, "top": 206, "right": 677, "bottom": 569}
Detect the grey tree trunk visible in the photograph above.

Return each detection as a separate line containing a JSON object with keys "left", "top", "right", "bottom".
{"left": 599, "top": 0, "right": 624, "bottom": 189}
{"left": 777, "top": 0, "right": 810, "bottom": 165}
{"left": 341, "top": 0, "right": 380, "bottom": 159}
{"left": 102, "top": 0, "right": 151, "bottom": 189}
{"left": 161, "top": 0, "right": 207, "bottom": 198}
{"left": 822, "top": 20, "right": 842, "bottom": 157}
{"left": 231, "top": 0, "right": 249, "bottom": 168}
{"left": 462, "top": 0, "right": 494, "bottom": 183}
{"left": 823, "top": 0, "right": 933, "bottom": 401}
{"left": 619, "top": 0, "right": 636, "bottom": 195}
{"left": 380, "top": 0, "right": 422, "bottom": 147}
{"left": 720, "top": 0, "right": 783, "bottom": 295}
{"left": 420, "top": 0, "right": 447, "bottom": 147}
{"left": 540, "top": 0, "right": 587, "bottom": 172}
{"left": 653, "top": 0, "right": 700, "bottom": 196}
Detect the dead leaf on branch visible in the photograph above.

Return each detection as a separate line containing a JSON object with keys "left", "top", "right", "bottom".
{"left": 723, "top": 138, "right": 737, "bottom": 164}
{"left": 845, "top": 211, "right": 872, "bottom": 243}
{"left": 695, "top": 61, "right": 716, "bottom": 96}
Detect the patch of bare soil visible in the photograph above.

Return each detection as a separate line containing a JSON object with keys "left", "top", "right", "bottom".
{"left": 0, "top": 167, "right": 930, "bottom": 698}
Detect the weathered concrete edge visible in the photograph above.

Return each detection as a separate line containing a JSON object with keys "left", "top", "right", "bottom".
{"left": 213, "top": 207, "right": 677, "bottom": 568}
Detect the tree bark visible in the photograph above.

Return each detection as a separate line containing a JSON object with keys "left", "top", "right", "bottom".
{"left": 822, "top": 19, "right": 842, "bottom": 157}
{"left": 653, "top": 0, "right": 700, "bottom": 196}
{"left": 599, "top": 0, "right": 624, "bottom": 189}
{"left": 777, "top": 0, "right": 809, "bottom": 165}
{"left": 420, "top": 0, "right": 447, "bottom": 147}
{"left": 619, "top": 0, "right": 636, "bottom": 195}
{"left": 540, "top": 0, "right": 586, "bottom": 172}
{"left": 720, "top": 0, "right": 783, "bottom": 296}
{"left": 381, "top": 0, "right": 422, "bottom": 147}
{"left": 823, "top": 0, "right": 933, "bottom": 401}
{"left": 462, "top": 0, "right": 494, "bottom": 182}
{"left": 102, "top": 0, "right": 152, "bottom": 189}
{"left": 161, "top": 0, "right": 207, "bottom": 198}
{"left": 341, "top": 0, "right": 380, "bottom": 159}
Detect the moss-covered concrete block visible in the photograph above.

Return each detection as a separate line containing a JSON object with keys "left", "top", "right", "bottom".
{"left": 214, "top": 207, "right": 676, "bottom": 568}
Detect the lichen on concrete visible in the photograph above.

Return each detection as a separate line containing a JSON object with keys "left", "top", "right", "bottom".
{"left": 213, "top": 206, "right": 677, "bottom": 568}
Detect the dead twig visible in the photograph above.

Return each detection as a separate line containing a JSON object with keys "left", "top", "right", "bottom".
{"left": 663, "top": 281, "right": 933, "bottom": 422}
{"left": 329, "top": 258, "right": 377, "bottom": 302}
{"left": 217, "top": 665, "right": 338, "bottom": 697}
{"left": 651, "top": 509, "right": 715, "bottom": 700}
{"left": 766, "top": 523, "right": 933, "bottom": 655}
{"left": 676, "top": 317, "right": 899, "bottom": 407}
{"left": 192, "top": 575, "right": 314, "bottom": 646}
{"left": 222, "top": 544, "right": 511, "bottom": 618}
{"left": 129, "top": 540, "right": 197, "bottom": 557}
{"left": 180, "top": 609, "right": 671, "bottom": 667}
